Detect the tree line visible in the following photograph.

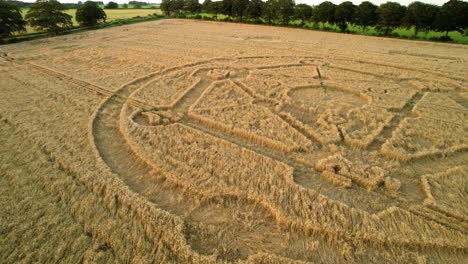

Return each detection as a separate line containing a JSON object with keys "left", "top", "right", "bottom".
{"left": 1, "top": 0, "right": 108, "bottom": 39}
{"left": 160, "top": 0, "right": 468, "bottom": 36}
{"left": 104, "top": 1, "right": 158, "bottom": 9}
{"left": 4, "top": 0, "right": 157, "bottom": 9}
{"left": 0, "top": 0, "right": 164, "bottom": 40}
{"left": 1, "top": 0, "right": 467, "bottom": 41}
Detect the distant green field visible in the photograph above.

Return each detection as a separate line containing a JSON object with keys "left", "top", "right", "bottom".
{"left": 19, "top": 8, "right": 162, "bottom": 34}
{"left": 116, "top": 4, "right": 159, "bottom": 9}
{"left": 97, "top": 4, "right": 159, "bottom": 9}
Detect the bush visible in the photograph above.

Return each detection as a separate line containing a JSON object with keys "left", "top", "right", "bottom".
{"left": 5, "top": 37, "right": 19, "bottom": 43}
{"left": 253, "top": 19, "right": 263, "bottom": 24}
{"left": 220, "top": 17, "right": 233, "bottom": 22}
{"left": 435, "top": 35, "right": 453, "bottom": 42}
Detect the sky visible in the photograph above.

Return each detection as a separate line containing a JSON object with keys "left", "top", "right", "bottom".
{"left": 19, "top": 0, "right": 450, "bottom": 6}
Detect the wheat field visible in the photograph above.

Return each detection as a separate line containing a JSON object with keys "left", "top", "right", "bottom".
{"left": 0, "top": 19, "right": 467, "bottom": 263}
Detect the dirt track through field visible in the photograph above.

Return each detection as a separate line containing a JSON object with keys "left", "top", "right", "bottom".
{"left": 368, "top": 92, "right": 424, "bottom": 151}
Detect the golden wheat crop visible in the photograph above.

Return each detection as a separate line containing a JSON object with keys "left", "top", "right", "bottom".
{"left": 1, "top": 19, "right": 467, "bottom": 263}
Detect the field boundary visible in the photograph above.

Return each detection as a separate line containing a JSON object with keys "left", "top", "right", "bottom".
{"left": 1, "top": 14, "right": 167, "bottom": 45}
{"left": 4, "top": 15, "right": 468, "bottom": 46}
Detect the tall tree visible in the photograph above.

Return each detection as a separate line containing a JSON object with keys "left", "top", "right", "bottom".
{"left": 231, "top": 0, "right": 248, "bottom": 21}
{"left": 202, "top": 0, "right": 213, "bottom": 13}
{"left": 276, "top": 0, "right": 295, "bottom": 25}
{"left": 294, "top": 3, "right": 312, "bottom": 25}
{"left": 25, "top": 0, "right": 73, "bottom": 35}
{"left": 161, "top": 0, "right": 171, "bottom": 15}
{"left": 220, "top": 0, "right": 233, "bottom": 16}
{"left": 211, "top": 1, "right": 223, "bottom": 14}
{"left": 0, "top": 0, "right": 26, "bottom": 40}
{"left": 162, "top": 0, "right": 184, "bottom": 14}
{"left": 245, "top": 0, "right": 263, "bottom": 21}
{"left": 105, "top": 1, "right": 118, "bottom": 9}
{"left": 435, "top": 0, "right": 468, "bottom": 35}
{"left": 76, "top": 1, "right": 106, "bottom": 26}
{"left": 376, "top": 1, "right": 407, "bottom": 35}
{"left": 335, "top": 1, "right": 355, "bottom": 32}
{"left": 172, "top": 0, "right": 185, "bottom": 14}
{"left": 404, "top": 2, "right": 439, "bottom": 35}
{"left": 313, "top": 1, "right": 336, "bottom": 27}
{"left": 184, "top": 0, "right": 201, "bottom": 13}
{"left": 355, "top": 1, "right": 378, "bottom": 31}
{"left": 262, "top": 0, "right": 276, "bottom": 24}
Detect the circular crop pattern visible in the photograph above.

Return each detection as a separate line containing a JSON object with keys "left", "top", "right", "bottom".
{"left": 92, "top": 56, "right": 467, "bottom": 262}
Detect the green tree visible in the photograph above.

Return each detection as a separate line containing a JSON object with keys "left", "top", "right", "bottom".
{"left": 25, "top": 0, "right": 73, "bottom": 35}
{"left": 313, "top": 1, "right": 336, "bottom": 27}
{"left": 404, "top": 2, "right": 439, "bottom": 35}
{"left": 202, "top": 0, "right": 213, "bottom": 13}
{"left": 232, "top": 0, "right": 248, "bottom": 21}
{"left": 355, "top": 1, "right": 378, "bottom": 31}
{"left": 211, "top": 1, "right": 223, "bottom": 14}
{"left": 161, "top": 0, "right": 172, "bottom": 15}
{"left": 335, "top": 1, "right": 355, "bottom": 32}
{"left": 262, "top": 0, "right": 276, "bottom": 24}
{"left": 0, "top": 0, "right": 26, "bottom": 40}
{"left": 161, "top": 0, "right": 183, "bottom": 15}
{"left": 184, "top": 0, "right": 201, "bottom": 13}
{"left": 105, "top": 1, "right": 118, "bottom": 9}
{"left": 172, "top": 0, "right": 184, "bottom": 14}
{"left": 76, "top": 1, "right": 106, "bottom": 26}
{"left": 220, "top": 0, "right": 233, "bottom": 17}
{"left": 435, "top": 0, "right": 468, "bottom": 35}
{"left": 376, "top": 2, "right": 407, "bottom": 35}
{"left": 276, "top": 0, "right": 294, "bottom": 25}
{"left": 294, "top": 3, "right": 312, "bottom": 25}
{"left": 104, "top": 1, "right": 119, "bottom": 9}
{"left": 245, "top": 0, "right": 263, "bottom": 21}
{"left": 122, "top": 3, "right": 128, "bottom": 8}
